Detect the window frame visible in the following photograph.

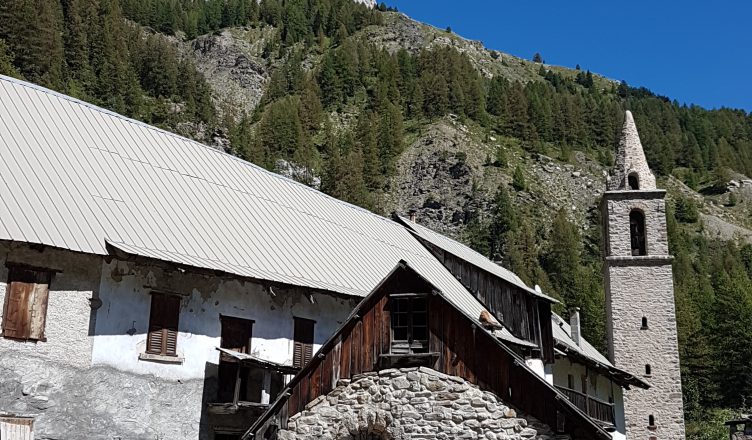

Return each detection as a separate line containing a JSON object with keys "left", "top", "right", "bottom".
{"left": 292, "top": 317, "right": 315, "bottom": 369}
{"left": 389, "top": 294, "right": 429, "bottom": 355}
{"left": 2, "top": 266, "right": 53, "bottom": 342}
{"left": 220, "top": 315, "right": 254, "bottom": 355}
{"left": 629, "top": 209, "right": 647, "bottom": 256}
{"left": 145, "top": 292, "right": 181, "bottom": 357}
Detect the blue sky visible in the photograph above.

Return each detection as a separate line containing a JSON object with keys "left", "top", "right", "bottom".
{"left": 387, "top": 0, "right": 752, "bottom": 112}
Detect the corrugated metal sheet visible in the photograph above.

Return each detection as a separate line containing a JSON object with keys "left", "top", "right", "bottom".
{"left": 0, "top": 75, "right": 530, "bottom": 347}
{"left": 551, "top": 313, "right": 612, "bottom": 367}
{"left": 398, "top": 216, "right": 558, "bottom": 302}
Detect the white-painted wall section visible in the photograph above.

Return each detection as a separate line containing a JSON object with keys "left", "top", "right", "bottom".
{"left": 552, "top": 358, "right": 626, "bottom": 440}
{"left": 91, "top": 259, "right": 357, "bottom": 380}
{"left": 0, "top": 242, "right": 101, "bottom": 369}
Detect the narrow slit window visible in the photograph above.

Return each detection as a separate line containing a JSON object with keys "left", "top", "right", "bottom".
{"left": 2, "top": 267, "right": 52, "bottom": 341}
{"left": 630, "top": 210, "right": 647, "bottom": 256}
{"left": 645, "top": 364, "right": 651, "bottom": 376}
{"left": 648, "top": 415, "right": 656, "bottom": 427}
{"left": 641, "top": 316, "right": 648, "bottom": 329}
{"left": 390, "top": 296, "right": 428, "bottom": 355}
{"left": 146, "top": 293, "right": 181, "bottom": 357}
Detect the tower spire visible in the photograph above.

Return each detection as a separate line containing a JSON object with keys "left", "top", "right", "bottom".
{"left": 609, "top": 110, "right": 656, "bottom": 191}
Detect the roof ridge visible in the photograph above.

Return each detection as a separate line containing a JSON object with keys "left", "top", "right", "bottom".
{"left": 0, "top": 74, "right": 400, "bottom": 229}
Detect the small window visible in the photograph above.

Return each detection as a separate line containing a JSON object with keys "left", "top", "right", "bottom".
{"left": 220, "top": 316, "right": 253, "bottom": 354}
{"left": 628, "top": 173, "right": 640, "bottom": 190}
{"left": 567, "top": 374, "right": 574, "bottom": 390}
{"left": 648, "top": 414, "right": 655, "bottom": 427}
{"left": 293, "top": 317, "right": 315, "bottom": 368}
{"left": 641, "top": 316, "right": 649, "bottom": 329}
{"left": 645, "top": 364, "right": 651, "bottom": 376}
{"left": 2, "top": 267, "right": 52, "bottom": 341}
{"left": 146, "top": 293, "right": 181, "bottom": 357}
{"left": 390, "top": 296, "right": 428, "bottom": 355}
{"left": 630, "top": 210, "right": 647, "bottom": 256}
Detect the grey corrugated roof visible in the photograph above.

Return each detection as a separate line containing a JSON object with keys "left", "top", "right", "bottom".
{"left": 551, "top": 313, "right": 649, "bottom": 389}
{"left": 0, "top": 74, "right": 532, "bottom": 348}
{"left": 551, "top": 313, "right": 612, "bottom": 366}
{"left": 398, "top": 216, "right": 557, "bottom": 302}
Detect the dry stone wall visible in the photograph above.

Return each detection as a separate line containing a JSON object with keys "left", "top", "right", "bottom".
{"left": 279, "top": 367, "right": 556, "bottom": 440}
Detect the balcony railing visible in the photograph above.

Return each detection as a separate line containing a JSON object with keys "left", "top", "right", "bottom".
{"left": 555, "top": 385, "right": 615, "bottom": 426}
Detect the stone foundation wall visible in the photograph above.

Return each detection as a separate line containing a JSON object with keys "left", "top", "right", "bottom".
{"left": 0, "top": 352, "right": 210, "bottom": 440}
{"left": 279, "top": 367, "right": 556, "bottom": 440}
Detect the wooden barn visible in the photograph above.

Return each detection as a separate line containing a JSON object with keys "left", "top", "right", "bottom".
{"left": 244, "top": 262, "right": 611, "bottom": 440}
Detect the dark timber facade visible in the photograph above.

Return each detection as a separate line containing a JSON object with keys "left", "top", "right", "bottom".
{"left": 245, "top": 262, "right": 611, "bottom": 440}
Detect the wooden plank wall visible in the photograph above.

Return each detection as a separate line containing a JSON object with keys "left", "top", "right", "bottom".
{"left": 424, "top": 244, "right": 554, "bottom": 362}
{"left": 282, "top": 290, "right": 596, "bottom": 438}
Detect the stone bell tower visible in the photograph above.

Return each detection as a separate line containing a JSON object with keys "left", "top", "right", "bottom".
{"left": 602, "top": 111, "right": 685, "bottom": 439}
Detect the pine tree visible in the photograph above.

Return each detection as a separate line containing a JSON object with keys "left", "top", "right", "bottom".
{"left": 545, "top": 209, "right": 583, "bottom": 310}
{"left": 512, "top": 165, "right": 527, "bottom": 191}
{"left": 0, "top": 39, "right": 20, "bottom": 78}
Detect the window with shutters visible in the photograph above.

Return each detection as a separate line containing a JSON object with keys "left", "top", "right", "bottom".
{"left": 2, "top": 267, "right": 52, "bottom": 341}
{"left": 220, "top": 315, "right": 253, "bottom": 354}
{"left": 293, "top": 317, "right": 315, "bottom": 369}
{"left": 390, "top": 296, "right": 428, "bottom": 355}
{"left": 146, "top": 293, "right": 181, "bottom": 357}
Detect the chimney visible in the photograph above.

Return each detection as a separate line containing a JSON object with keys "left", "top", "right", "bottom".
{"left": 409, "top": 210, "right": 417, "bottom": 223}
{"left": 569, "top": 307, "right": 581, "bottom": 347}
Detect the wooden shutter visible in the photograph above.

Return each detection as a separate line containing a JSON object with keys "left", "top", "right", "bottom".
{"left": 147, "top": 293, "right": 180, "bottom": 356}
{"left": 2, "top": 268, "right": 51, "bottom": 341}
{"left": 293, "top": 318, "right": 314, "bottom": 368}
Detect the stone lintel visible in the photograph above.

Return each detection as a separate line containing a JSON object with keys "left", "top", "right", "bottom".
{"left": 605, "top": 255, "right": 673, "bottom": 267}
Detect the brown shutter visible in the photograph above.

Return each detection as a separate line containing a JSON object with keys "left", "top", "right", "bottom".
{"left": 28, "top": 271, "right": 51, "bottom": 341}
{"left": 2, "top": 280, "right": 31, "bottom": 339}
{"left": 293, "top": 318, "right": 314, "bottom": 368}
{"left": 3, "top": 268, "right": 51, "bottom": 341}
{"left": 147, "top": 293, "right": 180, "bottom": 356}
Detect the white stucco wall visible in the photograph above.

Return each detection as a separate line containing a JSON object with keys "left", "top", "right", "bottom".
{"left": 0, "top": 241, "right": 101, "bottom": 369}
{"left": 91, "top": 259, "right": 358, "bottom": 380}
{"left": 552, "top": 357, "right": 626, "bottom": 440}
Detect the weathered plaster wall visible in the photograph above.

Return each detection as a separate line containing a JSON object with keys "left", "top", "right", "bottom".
{"left": 91, "top": 259, "right": 358, "bottom": 380}
{"left": 551, "top": 359, "right": 625, "bottom": 440}
{"left": 279, "top": 367, "right": 556, "bottom": 440}
{"left": 0, "top": 241, "right": 101, "bottom": 368}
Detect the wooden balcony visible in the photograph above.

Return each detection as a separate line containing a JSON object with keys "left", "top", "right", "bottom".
{"left": 555, "top": 385, "right": 615, "bottom": 426}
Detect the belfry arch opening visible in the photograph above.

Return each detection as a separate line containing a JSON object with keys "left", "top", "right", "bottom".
{"left": 630, "top": 210, "right": 647, "bottom": 256}
{"left": 628, "top": 172, "right": 640, "bottom": 190}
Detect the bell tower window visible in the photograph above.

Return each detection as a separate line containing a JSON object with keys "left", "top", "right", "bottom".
{"left": 629, "top": 210, "right": 647, "bottom": 256}
{"left": 628, "top": 173, "right": 640, "bottom": 190}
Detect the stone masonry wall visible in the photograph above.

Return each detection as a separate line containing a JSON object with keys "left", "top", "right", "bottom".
{"left": 0, "top": 351, "right": 209, "bottom": 440}
{"left": 606, "top": 263, "right": 685, "bottom": 439}
{"left": 279, "top": 367, "right": 556, "bottom": 440}
{"left": 604, "top": 194, "right": 685, "bottom": 439}
{"left": 604, "top": 197, "right": 669, "bottom": 258}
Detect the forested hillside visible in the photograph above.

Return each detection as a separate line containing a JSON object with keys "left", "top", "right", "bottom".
{"left": 1, "top": 0, "right": 752, "bottom": 435}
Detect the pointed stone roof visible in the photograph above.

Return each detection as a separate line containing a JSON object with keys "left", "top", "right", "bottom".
{"left": 608, "top": 110, "right": 657, "bottom": 191}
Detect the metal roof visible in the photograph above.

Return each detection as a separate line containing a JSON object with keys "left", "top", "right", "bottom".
{"left": 0, "top": 74, "right": 532, "bottom": 347}
{"left": 551, "top": 313, "right": 612, "bottom": 366}
{"left": 551, "top": 313, "right": 649, "bottom": 389}
{"left": 398, "top": 216, "right": 557, "bottom": 302}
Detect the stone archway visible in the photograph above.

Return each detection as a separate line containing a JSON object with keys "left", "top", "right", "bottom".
{"left": 277, "top": 367, "right": 554, "bottom": 440}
